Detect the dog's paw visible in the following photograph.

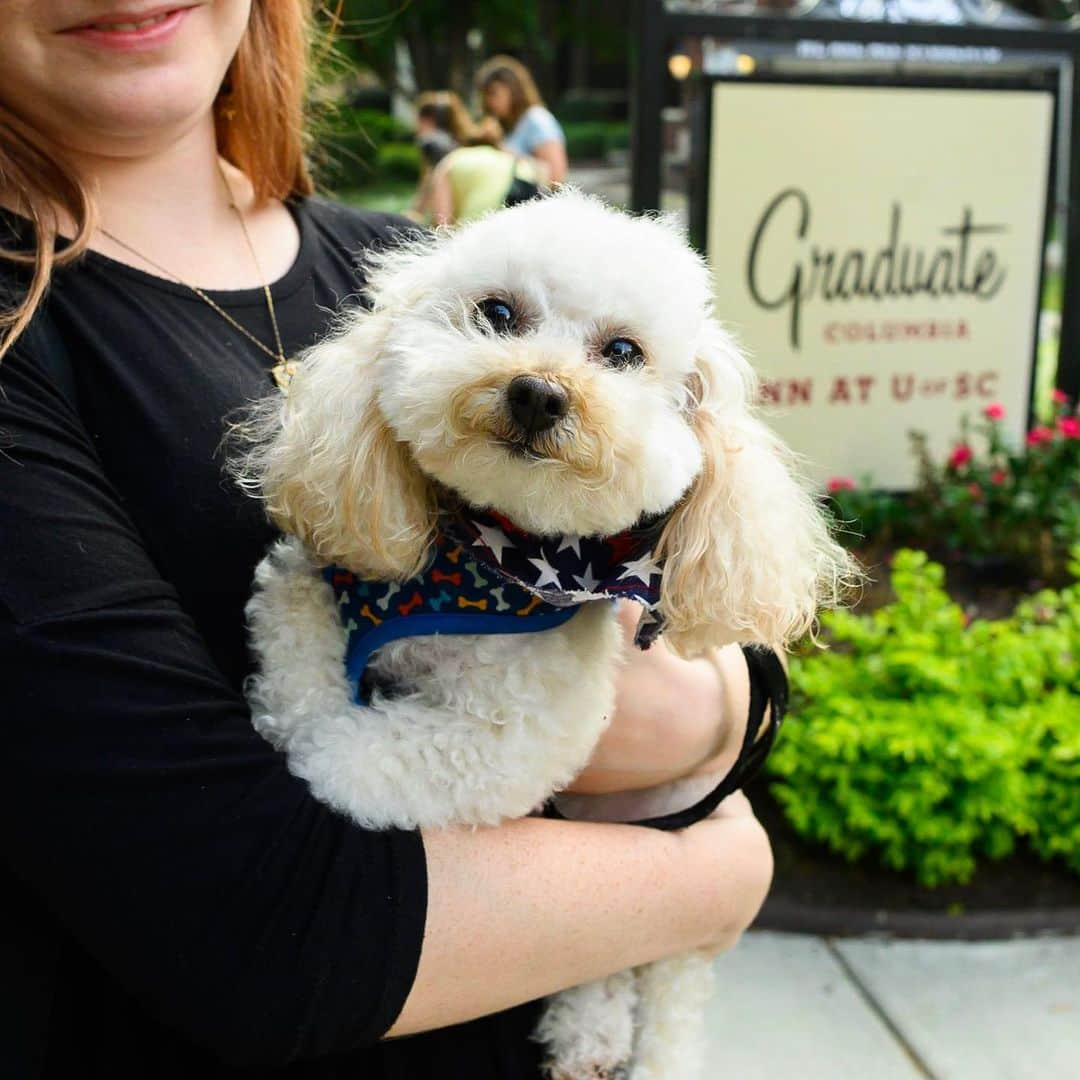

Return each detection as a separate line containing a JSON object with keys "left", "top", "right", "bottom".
{"left": 548, "top": 1063, "right": 629, "bottom": 1080}
{"left": 536, "top": 972, "right": 636, "bottom": 1080}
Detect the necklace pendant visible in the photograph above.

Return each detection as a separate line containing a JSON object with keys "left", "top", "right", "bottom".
{"left": 271, "top": 358, "right": 298, "bottom": 394}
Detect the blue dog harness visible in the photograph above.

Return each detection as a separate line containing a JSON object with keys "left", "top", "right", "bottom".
{"left": 325, "top": 504, "right": 791, "bottom": 836}
{"left": 326, "top": 506, "right": 669, "bottom": 704}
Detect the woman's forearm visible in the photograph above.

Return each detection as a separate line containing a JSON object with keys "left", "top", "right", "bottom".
{"left": 386, "top": 802, "right": 772, "bottom": 1037}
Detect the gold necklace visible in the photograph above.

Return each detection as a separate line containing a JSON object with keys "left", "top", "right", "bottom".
{"left": 96, "top": 161, "right": 296, "bottom": 393}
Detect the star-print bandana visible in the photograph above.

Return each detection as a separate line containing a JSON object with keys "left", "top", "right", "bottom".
{"left": 326, "top": 506, "right": 670, "bottom": 705}
{"left": 439, "top": 505, "right": 669, "bottom": 639}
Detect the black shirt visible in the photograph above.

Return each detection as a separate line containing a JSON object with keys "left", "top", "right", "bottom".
{"left": 0, "top": 198, "right": 543, "bottom": 1078}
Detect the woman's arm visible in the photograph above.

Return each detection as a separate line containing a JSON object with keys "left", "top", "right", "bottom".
{"left": 512, "top": 108, "right": 568, "bottom": 184}
{"left": 406, "top": 167, "right": 434, "bottom": 223}
{"left": 1, "top": 341, "right": 771, "bottom": 1064}
{"left": 428, "top": 159, "right": 455, "bottom": 226}
{"left": 390, "top": 791, "right": 772, "bottom": 1037}
{"left": 531, "top": 138, "right": 568, "bottom": 185}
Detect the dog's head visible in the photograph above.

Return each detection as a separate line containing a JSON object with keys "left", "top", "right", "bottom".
{"left": 240, "top": 191, "right": 853, "bottom": 651}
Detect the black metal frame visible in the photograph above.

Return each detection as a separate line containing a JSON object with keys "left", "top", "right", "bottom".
{"left": 630, "top": 0, "right": 1080, "bottom": 396}
{"left": 690, "top": 72, "right": 1060, "bottom": 429}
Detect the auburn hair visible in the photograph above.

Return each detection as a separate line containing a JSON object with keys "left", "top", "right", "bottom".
{"left": 475, "top": 55, "right": 544, "bottom": 132}
{"left": 0, "top": 0, "right": 318, "bottom": 362}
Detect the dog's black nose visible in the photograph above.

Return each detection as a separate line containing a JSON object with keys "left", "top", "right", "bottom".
{"left": 506, "top": 375, "right": 568, "bottom": 437}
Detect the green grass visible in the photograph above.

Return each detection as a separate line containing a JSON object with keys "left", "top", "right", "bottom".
{"left": 335, "top": 181, "right": 416, "bottom": 217}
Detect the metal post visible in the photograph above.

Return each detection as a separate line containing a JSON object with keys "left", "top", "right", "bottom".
{"left": 1056, "top": 65, "right": 1080, "bottom": 399}
{"left": 630, "top": 0, "right": 665, "bottom": 212}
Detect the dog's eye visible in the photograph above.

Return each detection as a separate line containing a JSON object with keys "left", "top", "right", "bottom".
{"left": 601, "top": 338, "right": 645, "bottom": 369}
{"left": 477, "top": 297, "right": 516, "bottom": 335}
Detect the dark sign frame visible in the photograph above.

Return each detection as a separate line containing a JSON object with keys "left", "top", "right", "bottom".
{"left": 631, "top": 0, "right": 1080, "bottom": 398}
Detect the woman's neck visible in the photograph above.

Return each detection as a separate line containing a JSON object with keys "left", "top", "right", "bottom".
{"left": 74, "top": 114, "right": 299, "bottom": 290}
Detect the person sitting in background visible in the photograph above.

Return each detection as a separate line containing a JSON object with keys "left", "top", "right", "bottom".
{"left": 413, "top": 90, "right": 548, "bottom": 226}
{"left": 407, "top": 91, "right": 470, "bottom": 223}
{"left": 476, "top": 55, "right": 568, "bottom": 185}
{"left": 414, "top": 90, "right": 472, "bottom": 169}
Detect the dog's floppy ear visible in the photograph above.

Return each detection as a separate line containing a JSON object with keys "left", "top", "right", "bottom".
{"left": 656, "top": 320, "right": 854, "bottom": 655}
{"left": 238, "top": 309, "right": 437, "bottom": 580}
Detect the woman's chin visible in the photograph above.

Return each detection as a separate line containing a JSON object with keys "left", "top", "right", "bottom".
{"left": 49, "top": 71, "right": 218, "bottom": 152}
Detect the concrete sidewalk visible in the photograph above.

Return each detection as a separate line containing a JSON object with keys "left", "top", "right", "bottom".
{"left": 705, "top": 931, "right": 1080, "bottom": 1079}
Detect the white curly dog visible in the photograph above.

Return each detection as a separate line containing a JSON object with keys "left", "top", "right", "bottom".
{"left": 237, "top": 191, "right": 849, "bottom": 1079}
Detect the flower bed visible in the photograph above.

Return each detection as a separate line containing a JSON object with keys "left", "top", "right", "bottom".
{"left": 827, "top": 391, "right": 1080, "bottom": 585}
{"left": 760, "top": 395, "right": 1080, "bottom": 921}
{"left": 768, "top": 549, "right": 1080, "bottom": 889}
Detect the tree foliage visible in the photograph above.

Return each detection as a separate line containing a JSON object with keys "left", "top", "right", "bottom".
{"left": 333, "top": 1, "right": 626, "bottom": 100}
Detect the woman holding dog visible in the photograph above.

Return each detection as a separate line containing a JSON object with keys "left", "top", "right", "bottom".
{"left": 0, "top": 3, "right": 774, "bottom": 1077}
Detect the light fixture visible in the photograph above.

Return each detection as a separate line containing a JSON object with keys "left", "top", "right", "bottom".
{"left": 668, "top": 53, "right": 693, "bottom": 80}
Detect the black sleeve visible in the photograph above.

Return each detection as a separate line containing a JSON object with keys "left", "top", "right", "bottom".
{"left": 0, "top": 343, "right": 427, "bottom": 1067}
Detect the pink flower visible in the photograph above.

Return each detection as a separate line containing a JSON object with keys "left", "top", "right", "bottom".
{"left": 1052, "top": 389, "right": 1071, "bottom": 406}
{"left": 968, "top": 483, "right": 983, "bottom": 500}
{"left": 1058, "top": 416, "right": 1080, "bottom": 439}
{"left": 983, "top": 402, "right": 1005, "bottom": 421}
{"left": 948, "top": 444, "right": 973, "bottom": 469}
{"left": 991, "top": 468, "right": 1008, "bottom": 486}
{"left": 1026, "top": 426, "right": 1054, "bottom": 446}
{"left": 827, "top": 476, "right": 857, "bottom": 493}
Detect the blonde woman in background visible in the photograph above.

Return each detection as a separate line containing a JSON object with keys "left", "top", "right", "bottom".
{"left": 476, "top": 55, "right": 568, "bottom": 185}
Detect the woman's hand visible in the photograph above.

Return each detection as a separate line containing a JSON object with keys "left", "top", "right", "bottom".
{"left": 686, "top": 790, "right": 774, "bottom": 955}
{"left": 531, "top": 138, "right": 568, "bottom": 184}
{"left": 566, "top": 602, "right": 759, "bottom": 796}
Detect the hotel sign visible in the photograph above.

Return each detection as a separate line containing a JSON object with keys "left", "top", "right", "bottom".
{"left": 705, "top": 81, "right": 1054, "bottom": 489}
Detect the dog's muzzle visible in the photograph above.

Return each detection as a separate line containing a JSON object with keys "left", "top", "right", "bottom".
{"left": 506, "top": 375, "right": 568, "bottom": 439}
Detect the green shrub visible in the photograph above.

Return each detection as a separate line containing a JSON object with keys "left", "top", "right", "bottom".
{"left": 825, "top": 476, "right": 908, "bottom": 549}
{"left": 768, "top": 548, "right": 1080, "bottom": 886}
{"left": 334, "top": 107, "right": 412, "bottom": 145}
{"left": 375, "top": 143, "right": 421, "bottom": 183}
{"left": 315, "top": 108, "right": 415, "bottom": 190}
{"left": 562, "top": 121, "right": 630, "bottom": 161}
{"left": 556, "top": 95, "right": 627, "bottom": 124}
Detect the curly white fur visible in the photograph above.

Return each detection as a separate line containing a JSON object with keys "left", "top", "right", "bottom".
{"left": 237, "top": 191, "right": 854, "bottom": 1078}
{"left": 248, "top": 538, "right": 619, "bottom": 829}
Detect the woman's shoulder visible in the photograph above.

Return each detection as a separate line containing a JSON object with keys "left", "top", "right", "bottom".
{"left": 522, "top": 105, "right": 564, "bottom": 138}
{"left": 524, "top": 104, "right": 559, "bottom": 123}
{"left": 294, "top": 196, "right": 425, "bottom": 254}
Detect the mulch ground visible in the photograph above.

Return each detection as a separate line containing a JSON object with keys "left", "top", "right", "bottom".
{"left": 853, "top": 542, "right": 1056, "bottom": 622}
{"left": 750, "top": 781, "right": 1080, "bottom": 918}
